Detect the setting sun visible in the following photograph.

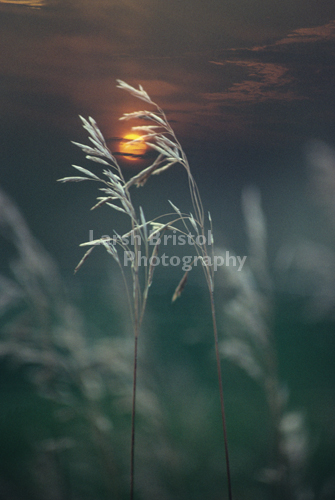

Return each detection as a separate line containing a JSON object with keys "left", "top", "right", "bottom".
{"left": 119, "top": 133, "right": 147, "bottom": 160}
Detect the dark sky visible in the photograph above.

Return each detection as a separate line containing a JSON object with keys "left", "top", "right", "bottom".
{"left": 1, "top": 0, "right": 335, "bottom": 145}
{"left": 1, "top": 0, "right": 335, "bottom": 268}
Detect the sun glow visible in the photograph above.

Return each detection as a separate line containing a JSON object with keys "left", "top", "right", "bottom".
{"left": 0, "top": 0, "right": 45, "bottom": 6}
{"left": 119, "top": 133, "right": 147, "bottom": 160}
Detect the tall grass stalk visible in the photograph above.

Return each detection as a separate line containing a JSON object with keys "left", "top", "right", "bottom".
{"left": 59, "top": 80, "right": 232, "bottom": 500}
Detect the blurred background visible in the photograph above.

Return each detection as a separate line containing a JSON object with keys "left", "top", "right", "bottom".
{"left": 0, "top": 1, "right": 335, "bottom": 499}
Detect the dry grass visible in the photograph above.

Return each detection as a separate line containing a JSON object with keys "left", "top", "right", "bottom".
{"left": 58, "top": 80, "right": 232, "bottom": 499}
{"left": 0, "top": 186, "right": 165, "bottom": 499}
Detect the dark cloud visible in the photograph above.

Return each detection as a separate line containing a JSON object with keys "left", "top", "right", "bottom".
{"left": 201, "top": 20, "right": 335, "bottom": 143}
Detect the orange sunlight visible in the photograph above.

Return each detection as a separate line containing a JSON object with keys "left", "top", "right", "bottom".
{"left": 119, "top": 133, "right": 148, "bottom": 161}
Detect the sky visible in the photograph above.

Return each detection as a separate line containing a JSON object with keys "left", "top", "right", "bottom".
{"left": 1, "top": 0, "right": 335, "bottom": 146}
{"left": 0, "top": 0, "right": 335, "bottom": 265}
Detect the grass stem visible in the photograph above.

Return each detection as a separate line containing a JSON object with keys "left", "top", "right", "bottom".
{"left": 209, "top": 289, "right": 233, "bottom": 500}
{"left": 130, "top": 334, "right": 138, "bottom": 500}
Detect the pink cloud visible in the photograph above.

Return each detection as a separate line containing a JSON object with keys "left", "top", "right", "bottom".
{"left": 205, "top": 60, "right": 303, "bottom": 104}
{"left": 250, "top": 19, "right": 335, "bottom": 51}
{"left": 205, "top": 20, "right": 335, "bottom": 105}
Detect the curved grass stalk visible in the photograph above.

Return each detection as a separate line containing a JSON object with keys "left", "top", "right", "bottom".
{"left": 59, "top": 81, "right": 233, "bottom": 500}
